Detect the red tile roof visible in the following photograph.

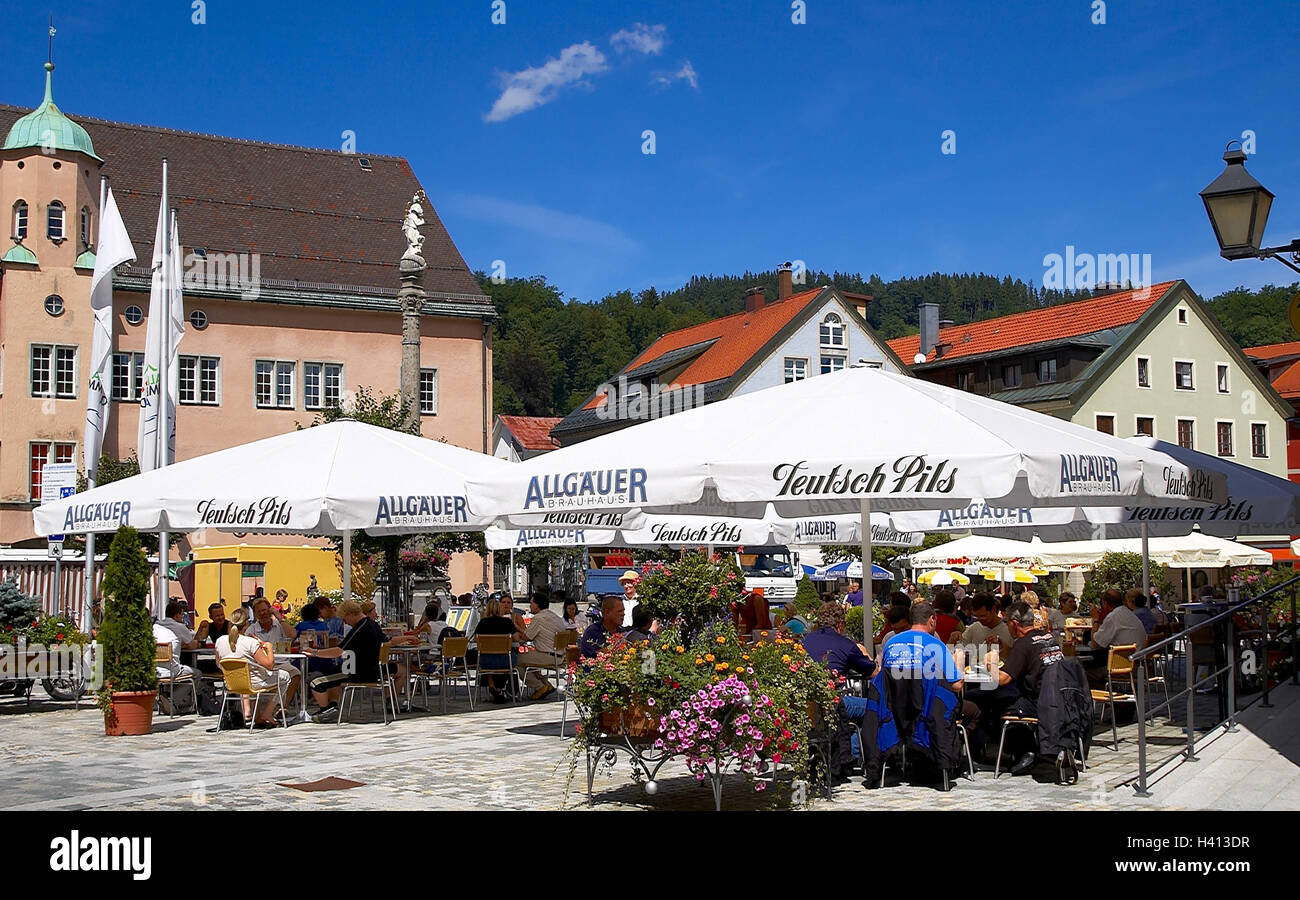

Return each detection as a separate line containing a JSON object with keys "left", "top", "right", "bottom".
{"left": 1244, "top": 341, "right": 1300, "bottom": 361}
{"left": 1270, "top": 360, "right": 1300, "bottom": 401}
{"left": 498, "top": 416, "right": 563, "bottom": 452}
{"left": 886, "top": 282, "right": 1178, "bottom": 365}
{"left": 582, "top": 288, "right": 824, "bottom": 409}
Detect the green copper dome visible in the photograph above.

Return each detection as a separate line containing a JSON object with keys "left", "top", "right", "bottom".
{"left": 3, "top": 63, "right": 101, "bottom": 161}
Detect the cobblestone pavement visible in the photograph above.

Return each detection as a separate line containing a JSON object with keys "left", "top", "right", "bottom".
{"left": 1, "top": 682, "right": 1296, "bottom": 812}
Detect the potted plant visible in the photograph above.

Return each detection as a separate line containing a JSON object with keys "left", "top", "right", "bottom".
{"left": 95, "top": 527, "right": 158, "bottom": 736}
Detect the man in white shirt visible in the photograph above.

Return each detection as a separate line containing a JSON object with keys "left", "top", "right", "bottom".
{"left": 153, "top": 600, "right": 199, "bottom": 710}
{"left": 516, "top": 593, "right": 568, "bottom": 700}
{"left": 1088, "top": 589, "right": 1147, "bottom": 687}
{"left": 248, "top": 598, "right": 297, "bottom": 645}
{"left": 619, "top": 571, "right": 640, "bottom": 628}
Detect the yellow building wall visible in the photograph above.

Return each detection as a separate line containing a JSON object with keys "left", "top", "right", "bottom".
{"left": 190, "top": 544, "right": 341, "bottom": 623}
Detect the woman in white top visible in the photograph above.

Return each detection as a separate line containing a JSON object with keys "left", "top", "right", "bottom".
{"left": 214, "top": 608, "right": 293, "bottom": 726}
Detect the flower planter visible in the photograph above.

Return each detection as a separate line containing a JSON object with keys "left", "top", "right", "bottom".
{"left": 599, "top": 700, "right": 662, "bottom": 739}
{"left": 103, "top": 690, "right": 157, "bottom": 736}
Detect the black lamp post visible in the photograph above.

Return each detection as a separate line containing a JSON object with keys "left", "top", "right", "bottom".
{"left": 1200, "top": 143, "right": 1300, "bottom": 274}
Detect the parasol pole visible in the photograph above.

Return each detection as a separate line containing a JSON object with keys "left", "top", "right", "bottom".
{"left": 860, "top": 498, "right": 873, "bottom": 653}
{"left": 1141, "top": 522, "right": 1152, "bottom": 602}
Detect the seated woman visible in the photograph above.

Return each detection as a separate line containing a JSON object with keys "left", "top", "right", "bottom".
{"left": 562, "top": 598, "right": 586, "bottom": 632}
{"left": 473, "top": 599, "right": 525, "bottom": 703}
{"left": 214, "top": 608, "right": 295, "bottom": 726}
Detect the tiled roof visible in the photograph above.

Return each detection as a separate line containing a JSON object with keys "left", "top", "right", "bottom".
{"left": 1244, "top": 341, "right": 1300, "bottom": 361}
{"left": 886, "top": 282, "right": 1178, "bottom": 365}
{"left": 1271, "top": 360, "right": 1300, "bottom": 401}
{"left": 497, "top": 416, "right": 563, "bottom": 452}
{"left": 580, "top": 288, "right": 825, "bottom": 410}
{"left": 0, "top": 104, "right": 488, "bottom": 305}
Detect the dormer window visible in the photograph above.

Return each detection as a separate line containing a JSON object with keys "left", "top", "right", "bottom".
{"left": 47, "top": 201, "right": 65, "bottom": 243}
{"left": 13, "top": 200, "right": 28, "bottom": 239}
{"left": 80, "top": 206, "right": 91, "bottom": 247}
{"left": 819, "top": 313, "right": 846, "bottom": 349}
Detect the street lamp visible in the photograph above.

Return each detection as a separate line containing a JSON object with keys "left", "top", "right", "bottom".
{"left": 1200, "top": 142, "right": 1300, "bottom": 274}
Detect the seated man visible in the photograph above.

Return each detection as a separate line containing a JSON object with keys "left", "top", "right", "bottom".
{"left": 959, "top": 593, "right": 1012, "bottom": 655}
{"left": 305, "top": 600, "right": 388, "bottom": 721}
{"left": 623, "top": 603, "right": 657, "bottom": 646}
{"left": 1127, "top": 589, "right": 1157, "bottom": 634}
{"left": 1087, "top": 588, "right": 1147, "bottom": 687}
{"left": 802, "top": 601, "right": 875, "bottom": 680}
{"left": 153, "top": 601, "right": 200, "bottom": 707}
{"left": 874, "top": 605, "right": 911, "bottom": 648}
{"left": 204, "top": 602, "right": 230, "bottom": 643}
{"left": 845, "top": 579, "right": 864, "bottom": 608}
{"left": 249, "top": 597, "right": 297, "bottom": 645}
{"left": 988, "top": 601, "right": 1067, "bottom": 776}
{"left": 579, "top": 596, "right": 625, "bottom": 660}
{"left": 515, "top": 592, "right": 567, "bottom": 700}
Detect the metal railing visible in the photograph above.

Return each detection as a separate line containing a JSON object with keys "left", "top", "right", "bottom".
{"left": 1131, "top": 575, "right": 1299, "bottom": 796}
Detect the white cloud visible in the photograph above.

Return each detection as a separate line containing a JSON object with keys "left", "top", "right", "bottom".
{"left": 447, "top": 194, "right": 641, "bottom": 254}
{"left": 654, "top": 60, "right": 699, "bottom": 91}
{"left": 611, "top": 23, "right": 667, "bottom": 55}
{"left": 484, "top": 42, "right": 608, "bottom": 122}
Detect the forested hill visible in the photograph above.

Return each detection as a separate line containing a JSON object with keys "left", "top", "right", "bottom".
{"left": 479, "top": 268, "right": 1299, "bottom": 418}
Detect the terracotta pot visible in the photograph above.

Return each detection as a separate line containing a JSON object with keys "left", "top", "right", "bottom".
{"left": 104, "top": 690, "right": 157, "bottom": 736}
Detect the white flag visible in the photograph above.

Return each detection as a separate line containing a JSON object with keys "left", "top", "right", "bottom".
{"left": 84, "top": 187, "right": 136, "bottom": 477}
{"left": 138, "top": 195, "right": 184, "bottom": 469}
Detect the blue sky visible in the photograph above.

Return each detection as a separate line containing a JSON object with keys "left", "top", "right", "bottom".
{"left": 5, "top": 0, "right": 1299, "bottom": 303}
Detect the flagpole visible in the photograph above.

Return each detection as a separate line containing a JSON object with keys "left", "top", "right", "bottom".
{"left": 82, "top": 175, "right": 109, "bottom": 634}
{"left": 155, "top": 160, "right": 169, "bottom": 619}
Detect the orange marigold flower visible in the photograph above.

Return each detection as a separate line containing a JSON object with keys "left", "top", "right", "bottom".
{"left": 716, "top": 636, "right": 726, "bottom": 645}
{"left": 705, "top": 653, "right": 715, "bottom": 662}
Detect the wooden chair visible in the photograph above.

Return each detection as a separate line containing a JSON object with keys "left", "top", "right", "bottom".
{"left": 217, "top": 658, "right": 286, "bottom": 731}
{"left": 521, "top": 631, "right": 576, "bottom": 698}
{"left": 155, "top": 642, "right": 196, "bottom": 717}
{"left": 475, "top": 634, "right": 518, "bottom": 703}
{"left": 1091, "top": 643, "right": 1138, "bottom": 750}
{"left": 339, "top": 644, "right": 399, "bottom": 725}
{"left": 437, "top": 637, "right": 475, "bottom": 713}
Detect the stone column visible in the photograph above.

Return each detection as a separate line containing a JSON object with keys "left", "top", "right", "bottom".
{"left": 398, "top": 261, "right": 425, "bottom": 433}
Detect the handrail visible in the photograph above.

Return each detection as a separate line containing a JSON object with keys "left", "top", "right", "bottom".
{"left": 1131, "top": 573, "right": 1298, "bottom": 797}
{"left": 1132, "top": 573, "right": 1300, "bottom": 661}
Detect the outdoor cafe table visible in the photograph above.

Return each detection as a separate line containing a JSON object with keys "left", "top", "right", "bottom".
{"left": 385, "top": 642, "right": 437, "bottom": 711}
{"left": 183, "top": 647, "right": 309, "bottom": 716}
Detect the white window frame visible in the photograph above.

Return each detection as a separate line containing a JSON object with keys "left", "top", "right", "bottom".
{"left": 255, "top": 359, "right": 295, "bottom": 409}
{"left": 783, "top": 357, "right": 809, "bottom": 384}
{"left": 1036, "top": 358, "right": 1057, "bottom": 384}
{"left": 1215, "top": 419, "right": 1235, "bottom": 458}
{"left": 1174, "top": 359, "right": 1195, "bottom": 392}
{"left": 179, "top": 355, "right": 221, "bottom": 406}
{"left": 1250, "top": 420, "right": 1269, "bottom": 459}
{"left": 111, "top": 351, "right": 144, "bottom": 401}
{"left": 30, "top": 343, "right": 76, "bottom": 398}
{"left": 80, "top": 206, "right": 91, "bottom": 246}
{"left": 819, "top": 314, "right": 847, "bottom": 350}
{"left": 1136, "top": 355, "right": 1151, "bottom": 389}
{"left": 419, "top": 367, "right": 438, "bottom": 415}
{"left": 46, "top": 200, "right": 65, "bottom": 242}
{"left": 13, "top": 200, "right": 28, "bottom": 239}
{"left": 1094, "top": 412, "right": 1117, "bottom": 436}
{"left": 1134, "top": 415, "right": 1155, "bottom": 439}
{"left": 1177, "top": 307, "right": 1188, "bottom": 325}
{"left": 1176, "top": 417, "right": 1196, "bottom": 451}
{"left": 1216, "top": 362, "right": 1230, "bottom": 395}
{"left": 820, "top": 354, "right": 846, "bottom": 375}
{"left": 303, "top": 361, "right": 344, "bottom": 410}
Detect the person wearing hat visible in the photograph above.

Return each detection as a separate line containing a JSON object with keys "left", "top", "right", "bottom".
{"left": 618, "top": 570, "right": 640, "bottom": 628}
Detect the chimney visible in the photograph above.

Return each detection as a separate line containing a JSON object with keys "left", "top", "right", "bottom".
{"left": 744, "top": 286, "right": 766, "bottom": 313}
{"left": 777, "top": 261, "right": 794, "bottom": 301}
{"left": 918, "top": 303, "right": 941, "bottom": 360}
